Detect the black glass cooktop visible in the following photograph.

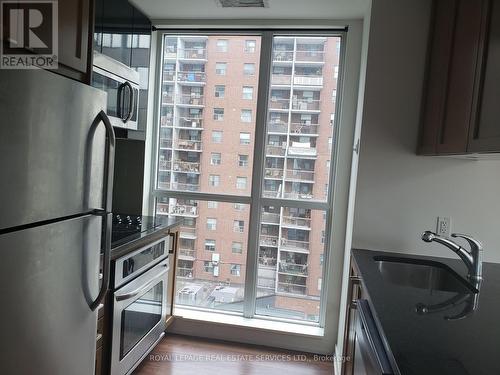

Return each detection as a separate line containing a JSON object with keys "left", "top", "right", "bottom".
{"left": 111, "top": 214, "right": 164, "bottom": 247}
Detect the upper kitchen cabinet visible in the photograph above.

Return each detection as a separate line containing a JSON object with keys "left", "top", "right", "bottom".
{"left": 419, "top": 0, "right": 500, "bottom": 155}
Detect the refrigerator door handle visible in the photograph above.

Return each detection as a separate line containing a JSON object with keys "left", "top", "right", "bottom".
{"left": 89, "top": 110, "right": 115, "bottom": 311}
{"left": 124, "top": 83, "right": 135, "bottom": 123}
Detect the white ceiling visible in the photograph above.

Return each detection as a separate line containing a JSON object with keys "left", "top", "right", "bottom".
{"left": 130, "top": 0, "right": 370, "bottom": 22}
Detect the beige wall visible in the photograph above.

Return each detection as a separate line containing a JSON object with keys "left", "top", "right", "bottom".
{"left": 352, "top": 0, "right": 500, "bottom": 263}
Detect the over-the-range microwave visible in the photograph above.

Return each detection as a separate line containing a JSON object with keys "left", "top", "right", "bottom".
{"left": 92, "top": 52, "right": 140, "bottom": 130}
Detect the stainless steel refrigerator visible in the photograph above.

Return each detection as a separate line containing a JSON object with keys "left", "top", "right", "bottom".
{"left": 0, "top": 69, "right": 115, "bottom": 375}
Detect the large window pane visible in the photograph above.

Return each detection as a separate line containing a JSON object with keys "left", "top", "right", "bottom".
{"left": 256, "top": 205, "right": 326, "bottom": 322}
{"left": 156, "top": 35, "right": 261, "bottom": 196}
{"left": 263, "top": 36, "right": 340, "bottom": 202}
{"left": 156, "top": 199, "right": 250, "bottom": 313}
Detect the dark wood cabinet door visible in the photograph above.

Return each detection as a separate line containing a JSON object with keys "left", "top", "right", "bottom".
{"left": 57, "top": 0, "right": 93, "bottom": 83}
{"left": 468, "top": 0, "right": 500, "bottom": 152}
{"left": 419, "top": 0, "right": 487, "bottom": 155}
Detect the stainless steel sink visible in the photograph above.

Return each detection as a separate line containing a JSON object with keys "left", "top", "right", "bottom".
{"left": 373, "top": 256, "right": 478, "bottom": 294}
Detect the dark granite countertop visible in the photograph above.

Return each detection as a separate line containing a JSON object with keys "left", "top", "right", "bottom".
{"left": 111, "top": 216, "right": 183, "bottom": 260}
{"left": 352, "top": 249, "right": 500, "bottom": 375}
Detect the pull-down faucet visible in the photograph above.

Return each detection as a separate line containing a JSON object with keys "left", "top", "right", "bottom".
{"left": 421, "top": 231, "right": 483, "bottom": 281}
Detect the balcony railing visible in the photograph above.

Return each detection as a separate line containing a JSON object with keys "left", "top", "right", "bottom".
{"left": 285, "top": 169, "right": 314, "bottom": 182}
{"left": 179, "top": 248, "right": 196, "bottom": 258}
{"left": 161, "top": 116, "right": 173, "bottom": 127}
{"left": 263, "top": 190, "right": 281, "bottom": 198}
{"left": 266, "top": 145, "right": 286, "bottom": 156}
{"left": 280, "top": 238, "right": 310, "bottom": 252}
{"left": 282, "top": 191, "right": 313, "bottom": 200}
{"left": 162, "top": 93, "right": 174, "bottom": 104}
{"left": 295, "top": 50, "right": 324, "bottom": 62}
{"left": 287, "top": 146, "right": 317, "bottom": 157}
{"left": 272, "top": 50, "right": 294, "bottom": 61}
{"left": 177, "top": 71, "right": 206, "bottom": 83}
{"left": 160, "top": 139, "right": 172, "bottom": 149}
{"left": 170, "top": 182, "right": 200, "bottom": 192}
{"left": 279, "top": 262, "right": 308, "bottom": 276}
{"left": 173, "top": 160, "right": 200, "bottom": 173}
{"left": 179, "top": 48, "right": 207, "bottom": 59}
{"left": 290, "top": 123, "right": 319, "bottom": 135}
{"left": 158, "top": 159, "right": 171, "bottom": 170}
{"left": 268, "top": 122, "right": 288, "bottom": 133}
{"left": 156, "top": 203, "right": 169, "bottom": 215}
{"left": 264, "top": 168, "right": 284, "bottom": 179}
{"left": 163, "top": 71, "right": 175, "bottom": 81}
{"left": 177, "top": 267, "right": 194, "bottom": 278}
{"left": 292, "top": 99, "right": 321, "bottom": 111}
{"left": 178, "top": 117, "right": 203, "bottom": 129}
{"left": 178, "top": 94, "right": 205, "bottom": 106}
{"left": 269, "top": 98, "right": 290, "bottom": 110}
{"left": 170, "top": 204, "right": 198, "bottom": 216}
{"left": 180, "top": 227, "right": 197, "bottom": 238}
{"left": 258, "top": 256, "right": 277, "bottom": 267}
{"left": 174, "top": 139, "right": 202, "bottom": 151}
{"left": 261, "top": 212, "right": 280, "bottom": 224}
{"left": 277, "top": 282, "right": 306, "bottom": 295}
{"left": 260, "top": 235, "right": 279, "bottom": 247}
{"left": 271, "top": 74, "right": 292, "bottom": 85}
{"left": 282, "top": 215, "right": 312, "bottom": 228}
{"left": 293, "top": 75, "right": 323, "bottom": 86}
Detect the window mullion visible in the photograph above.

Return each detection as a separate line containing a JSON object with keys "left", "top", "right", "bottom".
{"left": 243, "top": 31, "right": 273, "bottom": 319}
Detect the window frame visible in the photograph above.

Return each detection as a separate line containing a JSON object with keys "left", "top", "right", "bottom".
{"left": 150, "top": 30, "right": 348, "bottom": 331}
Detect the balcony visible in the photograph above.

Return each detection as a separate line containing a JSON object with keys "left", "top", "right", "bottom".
{"left": 177, "top": 94, "right": 205, "bottom": 106}
{"left": 177, "top": 267, "right": 194, "bottom": 278}
{"left": 161, "top": 116, "right": 173, "bottom": 127}
{"left": 291, "top": 99, "right": 320, "bottom": 111}
{"left": 261, "top": 212, "right": 280, "bottom": 224}
{"left": 159, "top": 139, "right": 172, "bottom": 149}
{"left": 260, "top": 235, "right": 279, "bottom": 247}
{"left": 174, "top": 138, "right": 202, "bottom": 152}
{"left": 295, "top": 50, "right": 324, "bottom": 62}
{"left": 170, "top": 182, "right": 200, "bottom": 192}
{"left": 163, "top": 71, "right": 175, "bottom": 82}
{"left": 285, "top": 169, "right": 314, "bottom": 182}
{"left": 264, "top": 167, "right": 284, "bottom": 179}
{"left": 280, "top": 238, "right": 310, "bottom": 253}
{"left": 290, "top": 123, "right": 319, "bottom": 135}
{"left": 287, "top": 144, "right": 317, "bottom": 158}
{"left": 179, "top": 48, "right": 207, "bottom": 60}
{"left": 269, "top": 98, "right": 290, "bottom": 110}
{"left": 258, "top": 256, "right": 277, "bottom": 267}
{"left": 173, "top": 160, "right": 200, "bottom": 173}
{"left": 177, "top": 71, "right": 206, "bottom": 84}
{"left": 277, "top": 282, "right": 306, "bottom": 295}
{"left": 162, "top": 92, "right": 174, "bottom": 105}
{"left": 178, "top": 117, "right": 203, "bottom": 129}
{"left": 267, "top": 122, "right": 288, "bottom": 133}
{"left": 282, "top": 215, "right": 312, "bottom": 229}
{"left": 179, "top": 248, "right": 196, "bottom": 259}
{"left": 169, "top": 204, "right": 199, "bottom": 217}
{"left": 282, "top": 191, "right": 313, "bottom": 200}
{"left": 180, "top": 227, "right": 197, "bottom": 239}
{"left": 158, "top": 159, "right": 172, "bottom": 171}
{"left": 263, "top": 190, "right": 281, "bottom": 198}
{"left": 156, "top": 202, "right": 169, "bottom": 215}
{"left": 279, "top": 262, "right": 308, "bottom": 276}
{"left": 271, "top": 74, "right": 292, "bottom": 85}
{"left": 272, "top": 50, "right": 293, "bottom": 62}
{"left": 266, "top": 145, "right": 286, "bottom": 157}
{"left": 293, "top": 75, "right": 323, "bottom": 86}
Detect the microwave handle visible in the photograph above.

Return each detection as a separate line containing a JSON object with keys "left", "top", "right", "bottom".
{"left": 115, "top": 263, "right": 169, "bottom": 301}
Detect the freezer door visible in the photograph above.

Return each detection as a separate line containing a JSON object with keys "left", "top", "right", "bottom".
{"left": 0, "top": 214, "right": 101, "bottom": 375}
{"left": 0, "top": 69, "right": 108, "bottom": 230}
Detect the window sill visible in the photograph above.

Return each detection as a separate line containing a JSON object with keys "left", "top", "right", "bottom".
{"left": 173, "top": 307, "right": 325, "bottom": 337}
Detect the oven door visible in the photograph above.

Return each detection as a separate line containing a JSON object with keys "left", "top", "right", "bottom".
{"left": 111, "top": 261, "right": 169, "bottom": 375}
{"left": 92, "top": 66, "right": 139, "bottom": 130}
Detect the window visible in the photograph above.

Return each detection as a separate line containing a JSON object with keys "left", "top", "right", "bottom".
{"left": 207, "top": 218, "right": 217, "bottom": 231}
{"left": 317, "top": 278, "right": 322, "bottom": 291}
{"left": 211, "top": 153, "right": 221, "bottom": 165}
{"left": 334, "top": 66, "right": 339, "bottom": 79}
{"left": 213, "top": 108, "right": 224, "bottom": 121}
{"left": 232, "top": 242, "right": 243, "bottom": 254}
{"left": 240, "top": 132, "right": 250, "bottom": 145}
{"left": 236, "top": 177, "right": 247, "bottom": 190}
{"left": 205, "top": 239, "right": 216, "bottom": 252}
{"left": 243, "top": 63, "right": 255, "bottom": 76}
{"left": 238, "top": 154, "right": 249, "bottom": 167}
{"left": 242, "top": 86, "right": 253, "bottom": 100}
{"left": 215, "top": 85, "right": 225, "bottom": 98}
{"left": 234, "top": 203, "right": 245, "bottom": 211}
{"left": 245, "top": 40, "right": 256, "bottom": 53}
{"left": 216, "top": 39, "right": 228, "bottom": 52}
{"left": 240, "top": 109, "right": 252, "bottom": 123}
{"left": 216, "top": 62, "right": 227, "bottom": 75}
{"left": 212, "top": 130, "right": 223, "bottom": 143}
{"left": 233, "top": 220, "right": 244, "bottom": 233}
{"left": 209, "top": 175, "right": 220, "bottom": 187}
{"left": 207, "top": 201, "right": 218, "bottom": 209}
{"left": 231, "top": 264, "right": 241, "bottom": 276}
{"left": 204, "top": 261, "right": 214, "bottom": 273}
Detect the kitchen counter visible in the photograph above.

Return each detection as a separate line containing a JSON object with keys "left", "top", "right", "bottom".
{"left": 111, "top": 216, "right": 183, "bottom": 260}
{"left": 352, "top": 248, "right": 500, "bottom": 375}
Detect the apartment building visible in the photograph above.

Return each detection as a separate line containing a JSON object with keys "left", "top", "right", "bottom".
{"left": 156, "top": 35, "right": 339, "bottom": 321}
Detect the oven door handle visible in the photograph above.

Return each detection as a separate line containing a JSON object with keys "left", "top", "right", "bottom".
{"left": 115, "top": 263, "right": 169, "bottom": 302}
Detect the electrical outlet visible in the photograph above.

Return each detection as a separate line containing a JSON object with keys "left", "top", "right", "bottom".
{"left": 436, "top": 217, "right": 451, "bottom": 237}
